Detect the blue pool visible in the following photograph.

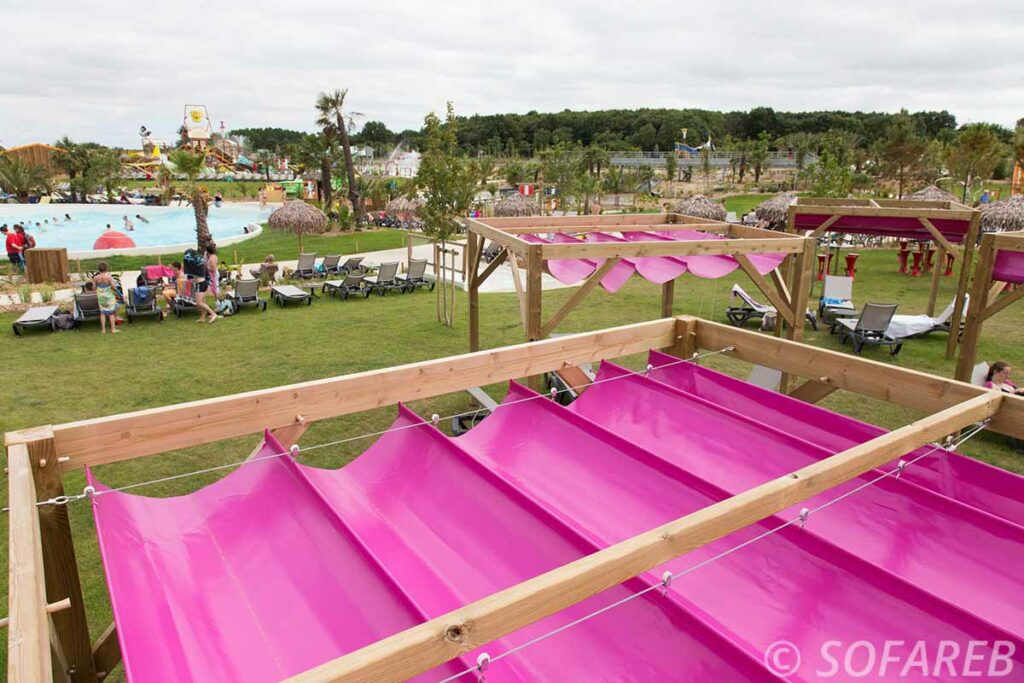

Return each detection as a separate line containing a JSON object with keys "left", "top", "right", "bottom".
{"left": 1, "top": 203, "right": 272, "bottom": 254}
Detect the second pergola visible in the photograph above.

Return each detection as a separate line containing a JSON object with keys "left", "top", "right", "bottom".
{"left": 464, "top": 213, "right": 816, "bottom": 349}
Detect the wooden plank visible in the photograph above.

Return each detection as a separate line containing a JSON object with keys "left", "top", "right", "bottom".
{"left": 693, "top": 318, "right": 1024, "bottom": 439}
{"left": 478, "top": 214, "right": 669, "bottom": 229}
{"left": 37, "top": 320, "right": 678, "bottom": 469}
{"left": 465, "top": 219, "right": 528, "bottom": 255}
{"left": 734, "top": 255, "right": 795, "bottom": 327}
{"left": 660, "top": 279, "right": 675, "bottom": 318}
{"left": 269, "top": 419, "right": 311, "bottom": 450}
{"left": 726, "top": 224, "right": 802, "bottom": 240}
{"left": 991, "top": 231, "right": 1024, "bottom": 252}
{"left": 666, "top": 315, "right": 697, "bottom": 357}
{"left": 498, "top": 223, "right": 679, "bottom": 235}
{"left": 473, "top": 248, "right": 507, "bottom": 289}
{"left": 468, "top": 233, "right": 481, "bottom": 353}
{"left": 525, "top": 246, "right": 543, "bottom": 341}
{"left": 768, "top": 268, "right": 792, "bottom": 308}
{"left": 788, "top": 379, "right": 839, "bottom": 404}
{"left": 538, "top": 236, "right": 807, "bottom": 260}
{"left": 539, "top": 258, "right": 620, "bottom": 339}
{"left": 789, "top": 236, "right": 816, "bottom": 343}
{"left": 793, "top": 202, "right": 976, "bottom": 221}
{"left": 806, "top": 214, "right": 841, "bottom": 239}
{"left": 946, "top": 211, "right": 981, "bottom": 359}
{"left": 7, "top": 443, "right": 52, "bottom": 683}
{"left": 91, "top": 622, "right": 121, "bottom": 681}
{"left": 918, "top": 217, "right": 957, "bottom": 256}
{"left": 507, "top": 252, "right": 528, "bottom": 333}
{"left": 980, "top": 285, "right": 1024, "bottom": 323}
{"left": 284, "top": 391, "right": 1001, "bottom": 683}
{"left": 26, "top": 430, "right": 96, "bottom": 683}
{"left": 927, "top": 245, "right": 946, "bottom": 316}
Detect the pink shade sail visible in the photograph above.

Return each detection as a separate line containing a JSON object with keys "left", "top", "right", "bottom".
{"left": 589, "top": 231, "right": 688, "bottom": 284}
{"left": 520, "top": 233, "right": 595, "bottom": 285}
{"left": 993, "top": 249, "right": 1024, "bottom": 285}
{"left": 88, "top": 360, "right": 1024, "bottom": 681}
{"left": 551, "top": 233, "right": 634, "bottom": 292}
{"left": 794, "top": 213, "right": 972, "bottom": 243}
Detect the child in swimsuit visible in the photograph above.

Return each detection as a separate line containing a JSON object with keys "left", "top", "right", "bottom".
{"left": 92, "top": 261, "right": 119, "bottom": 334}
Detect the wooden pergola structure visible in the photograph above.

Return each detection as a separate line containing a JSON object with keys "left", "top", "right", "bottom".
{"left": 787, "top": 197, "right": 981, "bottom": 359}
{"left": 955, "top": 230, "right": 1024, "bottom": 381}
{"left": 464, "top": 213, "right": 817, "bottom": 350}
{"left": 7, "top": 316, "right": 1023, "bottom": 682}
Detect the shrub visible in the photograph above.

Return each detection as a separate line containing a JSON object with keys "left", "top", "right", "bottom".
{"left": 39, "top": 286, "right": 54, "bottom": 303}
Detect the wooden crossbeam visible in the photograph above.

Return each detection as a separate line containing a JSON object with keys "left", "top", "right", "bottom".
{"left": 472, "top": 248, "right": 507, "bottom": 289}
{"left": 539, "top": 258, "right": 620, "bottom": 339}
{"left": 787, "top": 379, "right": 839, "bottom": 404}
{"left": 507, "top": 252, "right": 528, "bottom": 332}
{"left": 734, "top": 255, "right": 795, "bottom": 327}
{"left": 539, "top": 237, "right": 807, "bottom": 260}
{"left": 981, "top": 286, "right": 1024, "bottom": 323}
{"left": 285, "top": 391, "right": 1001, "bottom": 683}
{"left": 918, "top": 217, "right": 958, "bottom": 255}
{"left": 91, "top": 622, "right": 121, "bottom": 681}
{"left": 806, "top": 214, "right": 841, "bottom": 239}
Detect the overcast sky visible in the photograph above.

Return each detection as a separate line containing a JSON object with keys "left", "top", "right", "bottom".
{"left": 2, "top": 0, "right": 1022, "bottom": 148}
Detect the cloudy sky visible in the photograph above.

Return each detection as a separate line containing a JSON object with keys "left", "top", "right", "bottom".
{"left": 2, "top": 0, "right": 1022, "bottom": 148}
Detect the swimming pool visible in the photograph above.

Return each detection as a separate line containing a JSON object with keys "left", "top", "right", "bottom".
{"left": 1, "top": 203, "right": 272, "bottom": 256}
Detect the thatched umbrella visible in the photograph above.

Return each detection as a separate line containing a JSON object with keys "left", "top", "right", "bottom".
{"left": 906, "top": 185, "right": 958, "bottom": 203}
{"left": 385, "top": 196, "right": 424, "bottom": 217}
{"left": 981, "top": 195, "right": 1024, "bottom": 233}
{"left": 672, "top": 194, "right": 727, "bottom": 222}
{"left": 493, "top": 192, "right": 539, "bottom": 217}
{"left": 269, "top": 200, "right": 327, "bottom": 251}
{"left": 754, "top": 192, "right": 796, "bottom": 230}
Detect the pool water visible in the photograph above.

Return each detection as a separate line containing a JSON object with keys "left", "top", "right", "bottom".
{"left": 0, "top": 203, "right": 271, "bottom": 252}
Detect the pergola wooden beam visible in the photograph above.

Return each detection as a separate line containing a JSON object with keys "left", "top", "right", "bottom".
{"left": 285, "top": 390, "right": 1002, "bottom": 683}
{"left": 955, "top": 230, "right": 1024, "bottom": 381}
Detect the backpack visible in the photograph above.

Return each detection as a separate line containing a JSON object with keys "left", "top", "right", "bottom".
{"left": 183, "top": 249, "right": 207, "bottom": 278}
{"left": 25, "top": 234, "right": 36, "bottom": 248}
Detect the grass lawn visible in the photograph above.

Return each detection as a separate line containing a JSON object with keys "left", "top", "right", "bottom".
{"left": 1, "top": 248, "right": 1022, "bottom": 679}
{"left": 723, "top": 193, "right": 772, "bottom": 216}
{"left": 72, "top": 227, "right": 406, "bottom": 272}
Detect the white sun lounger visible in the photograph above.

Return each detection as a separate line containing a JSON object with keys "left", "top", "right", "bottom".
{"left": 726, "top": 283, "right": 818, "bottom": 330}
{"left": 833, "top": 295, "right": 968, "bottom": 340}
{"left": 12, "top": 305, "right": 59, "bottom": 336}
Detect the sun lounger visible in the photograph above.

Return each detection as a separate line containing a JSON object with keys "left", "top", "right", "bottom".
{"left": 229, "top": 278, "right": 266, "bottom": 312}
{"left": 270, "top": 284, "right": 312, "bottom": 307}
{"left": 363, "top": 261, "right": 405, "bottom": 296}
{"left": 12, "top": 305, "right": 59, "bottom": 336}
{"left": 322, "top": 274, "right": 371, "bottom": 300}
{"left": 725, "top": 284, "right": 818, "bottom": 330}
{"left": 747, "top": 365, "right": 782, "bottom": 391}
{"left": 294, "top": 253, "right": 318, "bottom": 279}
{"left": 396, "top": 258, "right": 434, "bottom": 292}
{"left": 451, "top": 387, "right": 500, "bottom": 435}
{"left": 818, "top": 275, "right": 856, "bottom": 323}
{"left": 320, "top": 254, "right": 342, "bottom": 276}
{"left": 73, "top": 293, "right": 102, "bottom": 325}
{"left": 882, "top": 295, "right": 968, "bottom": 339}
{"left": 249, "top": 263, "right": 279, "bottom": 284}
{"left": 126, "top": 288, "right": 163, "bottom": 323}
{"left": 338, "top": 257, "right": 364, "bottom": 274}
{"left": 971, "top": 362, "right": 990, "bottom": 387}
{"left": 835, "top": 302, "right": 902, "bottom": 355}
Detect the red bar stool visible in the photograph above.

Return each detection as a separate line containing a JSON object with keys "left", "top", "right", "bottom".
{"left": 898, "top": 249, "right": 910, "bottom": 274}
{"left": 816, "top": 253, "right": 827, "bottom": 281}
{"left": 924, "top": 246, "right": 936, "bottom": 273}
{"left": 845, "top": 253, "right": 860, "bottom": 279}
{"left": 910, "top": 250, "right": 923, "bottom": 277}
{"left": 944, "top": 252, "right": 955, "bottom": 276}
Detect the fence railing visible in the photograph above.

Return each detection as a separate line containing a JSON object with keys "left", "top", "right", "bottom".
{"left": 605, "top": 150, "right": 817, "bottom": 169}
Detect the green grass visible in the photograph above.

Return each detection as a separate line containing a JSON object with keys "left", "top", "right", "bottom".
{"left": 72, "top": 228, "right": 406, "bottom": 272}
{"left": 1, "top": 248, "right": 1022, "bottom": 679}
{"left": 121, "top": 179, "right": 266, "bottom": 200}
{"left": 723, "top": 194, "right": 772, "bottom": 216}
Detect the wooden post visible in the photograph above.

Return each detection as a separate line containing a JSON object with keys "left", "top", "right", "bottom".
{"left": 406, "top": 232, "right": 413, "bottom": 266}
{"left": 660, "top": 279, "right": 675, "bottom": 318}
{"left": 775, "top": 206, "right": 798, "bottom": 337}
{"left": 927, "top": 245, "right": 946, "bottom": 316}
{"left": 468, "top": 232, "right": 480, "bottom": 352}
{"left": 946, "top": 210, "right": 981, "bottom": 358}
{"left": 23, "top": 429, "right": 97, "bottom": 682}
{"left": 666, "top": 315, "right": 697, "bottom": 357}
{"left": 7, "top": 443, "right": 53, "bottom": 683}
{"left": 283, "top": 391, "right": 1002, "bottom": 683}
{"left": 788, "top": 237, "right": 815, "bottom": 343}
{"left": 525, "top": 245, "right": 543, "bottom": 341}
{"left": 955, "top": 233, "right": 996, "bottom": 382}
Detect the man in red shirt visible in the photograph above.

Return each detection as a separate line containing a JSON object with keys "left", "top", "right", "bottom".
{"left": 3, "top": 224, "right": 25, "bottom": 271}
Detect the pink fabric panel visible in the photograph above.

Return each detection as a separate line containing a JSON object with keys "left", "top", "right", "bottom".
{"left": 521, "top": 234, "right": 596, "bottom": 285}
{"left": 592, "top": 231, "right": 688, "bottom": 283}
{"left": 794, "top": 213, "right": 970, "bottom": 243}
{"left": 993, "top": 249, "right": 1024, "bottom": 285}
{"left": 551, "top": 233, "right": 634, "bottom": 292}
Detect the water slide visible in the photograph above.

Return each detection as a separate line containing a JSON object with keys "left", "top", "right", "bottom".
{"left": 87, "top": 361, "right": 1024, "bottom": 681}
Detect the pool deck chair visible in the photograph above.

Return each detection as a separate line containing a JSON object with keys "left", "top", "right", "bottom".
{"left": 726, "top": 283, "right": 818, "bottom": 331}
{"left": 819, "top": 275, "right": 856, "bottom": 323}
{"left": 396, "top": 258, "right": 434, "bottom": 292}
{"left": 321, "top": 254, "right": 342, "bottom": 276}
{"left": 364, "top": 261, "right": 405, "bottom": 296}
{"left": 73, "top": 292, "right": 102, "bottom": 326}
{"left": 338, "top": 257, "right": 364, "bottom": 275}
{"left": 971, "top": 362, "right": 990, "bottom": 387}
{"left": 871, "top": 295, "right": 969, "bottom": 340}
{"left": 126, "top": 288, "right": 163, "bottom": 323}
{"left": 295, "top": 252, "right": 318, "bottom": 279}
{"left": 249, "top": 263, "right": 279, "bottom": 284}
{"left": 229, "top": 278, "right": 267, "bottom": 312}
{"left": 452, "top": 387, "right": 500, "bottom": 435}
{"left": 746, "top": 365, "right": 782, "bottom": 391}
{"left": 12, "top": 305, "right": 59, "bottom": 336}
{"left": 322, "top": 274, "right": 371, "bottom": 300}
{"left": 835, "top": 302, "right": 902, "bottom": 355}
{"left": 270, "top": 284, "right": 312, "bottom": 307}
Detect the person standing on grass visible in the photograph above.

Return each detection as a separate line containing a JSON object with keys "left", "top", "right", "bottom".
{"left": 92, "top": 262, "right": 120, "bottom": 334}
{"left": 196, "top": 244, "right": 219, "bottom": 323}
{"left": 3, "top": 225, "right": 24, "bottom": 271}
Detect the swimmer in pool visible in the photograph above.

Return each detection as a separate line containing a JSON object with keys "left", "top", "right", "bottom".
{"left": 64, "top": 214, "right": 71, "bottom": 221}
{"left": 135, "top": 214, "right": 150, "bottom": 224}
{"left": 123, "top": 215, "right": 135, "bottom": 231}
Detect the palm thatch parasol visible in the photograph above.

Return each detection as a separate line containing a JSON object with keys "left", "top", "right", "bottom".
{"left": 905, "top": 185, "right": 958, "bottom": 203}
{"left": 981, "top": 195, "right": 1024, "bottom": 233}
{"left": 493, "top": 192, "right": 539, "bottom": 217}
{"left": 385, "top": 196, "right": 424, "bottom": 217}
{"left": 671, "top": 194, "right": 726, "bottom": 221}
{"left": 268, "top": 200, "right": 328, "bottom": 251}
{"left": 754, "top": 192, "right": 796, "bottom": 230}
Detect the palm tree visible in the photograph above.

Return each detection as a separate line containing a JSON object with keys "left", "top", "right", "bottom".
{"left": 254, "top": 149, "right": 274, "bottom": 183}
{"left": 55, "top": 136, "right": 86, "bottom": 202}
{"left": 316, "top": 89, "right": 363, "bottom": 223}
{"left": 168, "top": 149, "right": 213, "bottom": 251}
{"left": 294, "top": 134, "right": 336, "bottom": 208}
{"left": 0, "top": 156, "right": 52, "bottom": 202}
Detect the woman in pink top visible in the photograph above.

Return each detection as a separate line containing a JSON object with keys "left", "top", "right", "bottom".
{"left": 984, "top": 362, "right": 1024, "bottom": 395}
